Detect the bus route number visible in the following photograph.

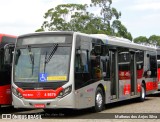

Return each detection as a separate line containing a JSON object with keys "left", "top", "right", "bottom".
{"left": 44, "top": 93, "right": 56, "bottom": 97}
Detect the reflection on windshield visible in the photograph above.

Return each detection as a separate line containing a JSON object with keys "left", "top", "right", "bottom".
{"left": 26, "top": 45, "right": 34, "bottom": 75}
{"left": 15, "top": 48, "right": 40, "bottom": 82}
{"left": 44, "top": 44, "right": 58, "bottom": 73}
{"left": 15, "top": 46, "right": 71, "bottom": 82}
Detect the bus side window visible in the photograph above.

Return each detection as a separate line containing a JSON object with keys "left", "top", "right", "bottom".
{"left": 106, "top": 59, "right": 110, "bottom": 79}
{"left": 150, "top": 55, "right": 157, "bottom": 77}
{"left": 90, "top": 53, "right": 102, "bottom": 79}
{"left": 75, "top": 50, "right": 88, "bottom": 73}
{"left": 75, "top": 49, "right": 91, "bottom": 90}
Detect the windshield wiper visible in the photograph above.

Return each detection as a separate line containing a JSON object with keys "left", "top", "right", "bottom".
{"left": 44, "top": 44, "right": 58, "bottom": 73}
{"left": 26, "top": 45, "right": 34, "bottom": 75}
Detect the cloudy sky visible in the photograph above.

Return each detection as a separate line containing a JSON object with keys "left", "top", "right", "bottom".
{"left": 0, "top": 0, "right": 159, "bottom": 39}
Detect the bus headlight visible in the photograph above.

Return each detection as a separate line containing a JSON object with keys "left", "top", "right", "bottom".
{"left": 12, "top": 87, "right": 23, "bottom": 98}
{"left": 58, "top": 85, "right": 72, "bottom": 98}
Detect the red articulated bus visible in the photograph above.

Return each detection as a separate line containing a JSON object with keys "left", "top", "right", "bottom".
{"left": 0, "top": 34, "right": 16, "bottom": 105}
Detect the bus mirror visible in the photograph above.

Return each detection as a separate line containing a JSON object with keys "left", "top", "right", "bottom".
{"left": 94, "top": 45, "right": 101, "bottom": 55}
{"left": 4, "top": 44, "right": 14, "bottom": 65}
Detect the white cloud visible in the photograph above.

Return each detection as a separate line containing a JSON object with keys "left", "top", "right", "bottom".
{"left": 0, "top": 0, "right": 160, "bottom": 38}
{"left": 112, "top": 0, "right": 160, "bottom": 37}
{"left": 63, "top": 0, "right": 90, "bottom": 4}
{"left": 125, "top": 14, "right": 160, "bottom": 28}
{"left": 0, "top": 0, "right": 92, "bottom": 36}
{"left": 113, "top": 0, "right": 121, "bottom": 3}
{"left": 0, "top": 0, "right": 63, "bottom": 35}
{"left": 121, "top": 13, "right": 160, "bottom": 37}
{"left": 132, "top": 3, "right": 160, "bottom": 10}
{"left": 129, "top": 0, "right": 160, "bottom": 11}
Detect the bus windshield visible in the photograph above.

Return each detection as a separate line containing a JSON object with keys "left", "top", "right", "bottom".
{"left": 14, "top": 46, "right": 71, "bottom": 83}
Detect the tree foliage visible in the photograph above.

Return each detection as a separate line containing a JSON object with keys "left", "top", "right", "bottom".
{"left": 134, "top": 35, "right": 160, "bottom": 46}
{"left": 89, "top": 0, "right": 122, "bottom": 36}
{"left": 148, "top": 35, "right": 160, "bottom": 46}
{"left": 36, "top": 0, "right": 132, "bottom": 40}
{"left": 112, "top": 20, "right": 132, "bottom": 40}
{"left": 38, "top": 4, "right": 90, "bottom": 31}
{"left": 133, "top": 36, "right": 148, "bottom": 44}
{"left": 90, "top": 0, "right": 121, "bottom": 23}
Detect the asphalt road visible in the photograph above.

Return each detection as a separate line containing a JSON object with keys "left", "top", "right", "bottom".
{"left": 1, "top": 93, "right": 160, "bottom": 121}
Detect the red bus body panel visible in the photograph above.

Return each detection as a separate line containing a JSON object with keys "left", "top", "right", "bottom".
{"left": 0, "top": 85, "right": 11, "bottom": 104}
{"left": 0, "top": 33, "right": 16, "bottom": 105}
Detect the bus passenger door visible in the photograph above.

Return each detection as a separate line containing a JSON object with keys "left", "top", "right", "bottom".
{"left": 110, "top": 50, "right": 118, "bottom": 99}
{"left": 130, "top": 52, "right": 137, "bottom": 96}
{"left": 118, "top": 48, "right": 130, "bottom": 98}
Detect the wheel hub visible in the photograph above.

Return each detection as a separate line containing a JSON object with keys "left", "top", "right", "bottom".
{"left": 141, "top": 87, "right": 145, "bottom": 98}
{"left": 96, "top": 93, "right": 103, "bottom": 108}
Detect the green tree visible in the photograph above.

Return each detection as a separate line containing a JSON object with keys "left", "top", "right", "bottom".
{"left": 36, "top": 3, "right": 111, "bottom": 34}
{"left": 36, "top": 1, "right": 132, "bottom": 41}
{"left": 90, "top": 0, "right": 132, "bottom": 40}
{"left": 111, "top": 20, "right": 132, "bottom": 40}
{"left": 36, "top": 4, "right": 90, "bottom": 32}
{"left": 148, "top": 35, "right": 160, "bottom": 46}
{"left": 133, "top": 36, "right": 148, "bottom": 44}
{"left": 90, "top": 0, "right": 121, "bottom": 35}
{"left": 90, "top": 0, "right": 121, "bottom": 23}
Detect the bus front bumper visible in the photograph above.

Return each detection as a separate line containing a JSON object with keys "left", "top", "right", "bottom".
{"left": 12, "top": 93, "right": 75, "bottom": 109}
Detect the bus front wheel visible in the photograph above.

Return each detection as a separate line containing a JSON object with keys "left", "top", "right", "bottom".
{"left": 93, "top": 87, "right": 105, "bottom": 112}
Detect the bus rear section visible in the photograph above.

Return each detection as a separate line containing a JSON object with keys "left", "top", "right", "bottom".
{"left": 0, "top": 34, "right": 16, "bottom": 105}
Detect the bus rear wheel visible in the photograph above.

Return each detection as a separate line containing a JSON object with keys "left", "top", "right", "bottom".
{"left": 93, "top": 87, "right": 105, "bottom": 112}
{"left": 139, "top": 83, "right": 146, "bottom": 102}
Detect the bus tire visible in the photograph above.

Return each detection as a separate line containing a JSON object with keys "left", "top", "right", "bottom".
{"left": 93, "top": 87, "right": 105, "bottom": 112}
{"left": 139, "top": 83, "right": 146, "bottom": 102}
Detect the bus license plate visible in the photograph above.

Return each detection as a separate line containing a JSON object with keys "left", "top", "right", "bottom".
{"left": 34, "top": 104, "right": 45, "bottom": 108}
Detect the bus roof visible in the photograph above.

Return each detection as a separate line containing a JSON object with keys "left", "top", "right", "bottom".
{"left": 89, "top": 33, "right": 156, "bottom": 51}
{"left": 17, "top": 31, "right": 156, "bottom": 52}
{"left": 0, "top": 33, "right": 17, "bottom": 39}
{"left": 0, "top": 33, "right": 17, "bottom": 48}
{"left": 17, "top": 31, "right": 74, "bottom": 38}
